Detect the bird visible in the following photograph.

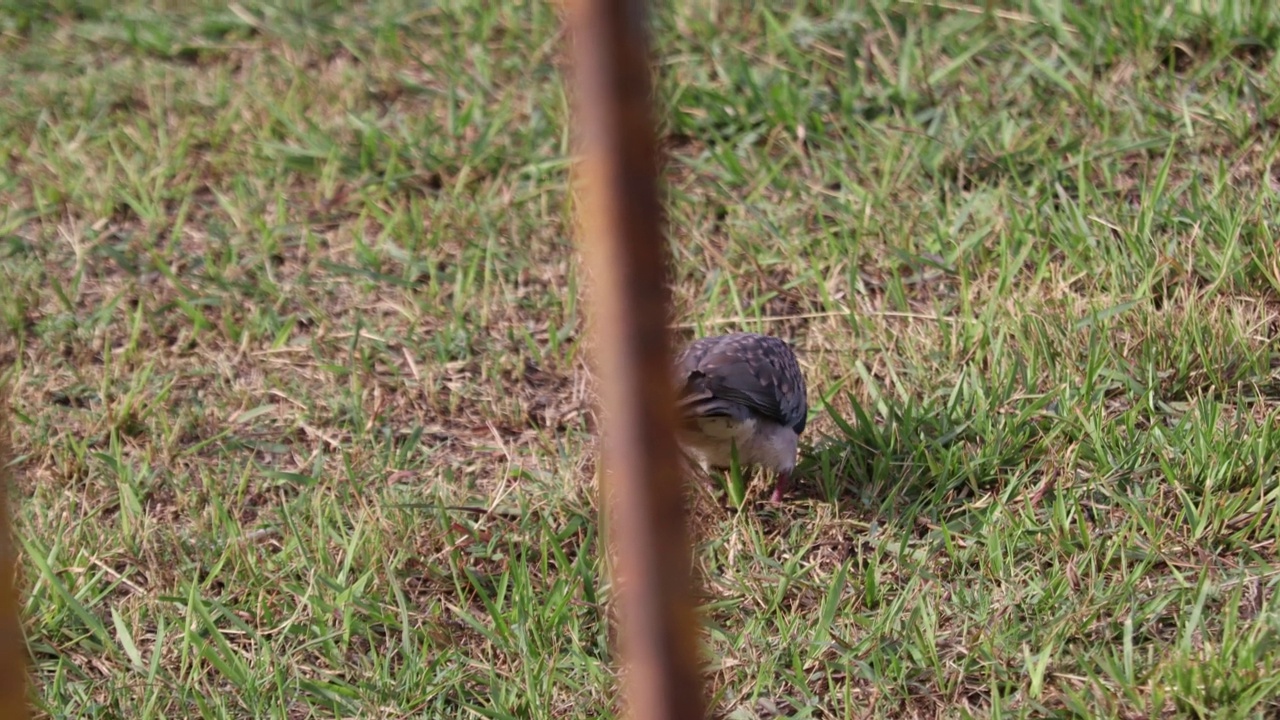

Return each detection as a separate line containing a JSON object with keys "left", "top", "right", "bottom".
{"left": 672, "top": 332, "right": 808, "bottom": 502}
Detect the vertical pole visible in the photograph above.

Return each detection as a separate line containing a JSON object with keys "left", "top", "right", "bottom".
{"left": 0, "top": 391, "right": 29, "bottom": 720}
{"left": 563, "top": 0, "right": 706, "bottom": 719}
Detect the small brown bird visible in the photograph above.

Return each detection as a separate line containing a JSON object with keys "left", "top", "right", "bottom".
{"left": 673, "top": 332, "right": 808, "bottom": 502}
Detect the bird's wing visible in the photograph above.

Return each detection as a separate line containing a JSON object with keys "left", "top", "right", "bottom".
{"left": 674, "top": 334, "right": 808, "bottom": 433}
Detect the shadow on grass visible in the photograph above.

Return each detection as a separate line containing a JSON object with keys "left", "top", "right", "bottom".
{"left": 684, "top": 392, "right": 1016, "bottom": 526}
{"left": 788, "top": 391, "right": 1067, "bottom": 532}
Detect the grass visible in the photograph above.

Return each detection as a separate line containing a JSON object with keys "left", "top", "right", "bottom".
{"left": 3, "top": 0, "right": 1280, "bottom": 717}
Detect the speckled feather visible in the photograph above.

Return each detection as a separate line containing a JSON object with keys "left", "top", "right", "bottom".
{"left": 674, "top": 333, "right": 808, "bottom": 435}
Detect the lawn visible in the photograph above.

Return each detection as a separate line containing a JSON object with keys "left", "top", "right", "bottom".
{"left": 4, "top": 0, "right": 1280, "bottom": 717}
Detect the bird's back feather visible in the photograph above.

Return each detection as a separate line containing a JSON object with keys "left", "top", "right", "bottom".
{"left": 673, "top": 333, "right": 807, "bottom": 434}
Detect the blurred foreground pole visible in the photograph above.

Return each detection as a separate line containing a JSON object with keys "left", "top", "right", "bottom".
{"left": 0, "top": 393, "right": 28, "bottom": 720}
{"left": 563, "top": 0, "right": 705, "bottom": 718}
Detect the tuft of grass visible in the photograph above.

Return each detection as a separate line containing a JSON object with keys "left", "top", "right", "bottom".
{"left": 3, "top": 0, "right": 1280, "bottom": 717}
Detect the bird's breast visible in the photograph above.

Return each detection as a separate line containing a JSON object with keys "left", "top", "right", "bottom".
{"left": 677, "top": 415, "right": 798, "bottom": 475}
{"left": 691, "top": 415, "right": 757, "bottom": 441}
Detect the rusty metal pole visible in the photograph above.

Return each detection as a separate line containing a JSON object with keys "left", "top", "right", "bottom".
{"left": 563, "top": 0, "right": 706, "bottom": 718}
{"left": 0, "top": 391, "right": 29, "bottom": 720}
